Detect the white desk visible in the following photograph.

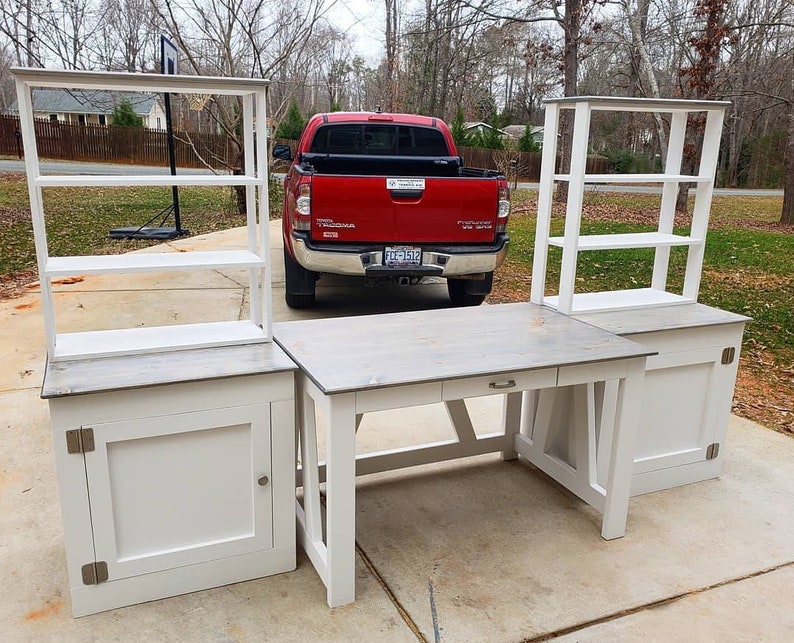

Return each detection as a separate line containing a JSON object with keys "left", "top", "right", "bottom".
{"left": 274, "top": 302, "right": 652, "bottom": 608}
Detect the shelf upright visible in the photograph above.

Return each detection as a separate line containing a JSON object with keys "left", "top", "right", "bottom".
{"left": 530, "top": 96, "right": 729, "bottom": 314}
{"left": 12, "top": 68, "right": 273, "bottom": 361}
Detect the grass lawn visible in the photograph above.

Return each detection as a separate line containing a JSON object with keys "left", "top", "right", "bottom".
{"left": 0, "top": 172, "right": 791, "bottom": 433}
{"left": 490, "top": 190, "right": 793, "bottom": 435}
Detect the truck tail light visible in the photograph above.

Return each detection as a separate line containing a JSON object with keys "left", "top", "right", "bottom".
{"left": 496, "top": 184, "right": 510, "bottom": 234}
{"left": 294, "top": 183, "right": 311, "bottom": 231}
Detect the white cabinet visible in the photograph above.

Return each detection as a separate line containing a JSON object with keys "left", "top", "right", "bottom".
{"left": 43, "top": 344, "right": 297, "bottom": 617}
{"left": 530, "top": 96, "right": 730, "bottom": 314}
{"left": 12, "top": 68, "right": 273, "bottom": 360}
{"left": 534, "top": 304, "right": 748, "bottom": 496}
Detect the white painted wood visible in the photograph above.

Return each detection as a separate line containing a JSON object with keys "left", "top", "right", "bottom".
{"left": 683, "top": 108, "right": 726, "bottom": 301}
{"left": 557, "top": 101, "right": 592, "bottom": 314}
{"left": 53, "top": 320, "right": 269, "bottom": 361}
{"left": 11, "top": 67, "right": 270, "bottom": 95}
{"left": 444, "top": 399, "right": 478, "bottom": 442}
{"left": 600, "top": 357, "right": 645, "bottom": 539}
{"left": 298, "top": 378, "right": 324, "bottom": 544}
{"left": 440, "top": 368, "right": 556, "bottom": 400}
{"left": 85, "top": 405, "right": 273, "bottom": 580}
{"left": 571, "top": 306, "right": 746, "bottom": 497}
{"left": 553, "top": 173, "right": 712, "bottom": 184}
{"left": 652, "top": 111, "right": 688, "bottom": 290}
{"left": 45, "top": 251, "right": 265, "bottom": 276}
{"left": 544, "top": 289, "right": 694, "bottom": 313}
{"left": 500, "top": 392, "right": 522, "bottom": 460}
{"left": 70, "top": 546, "right": 295, "bottom": 618}
{"left": 533, "top": 97, "right": 727, "bottom": 313}
{"left": 547, "top": 232, "right": 699, "bottom": 250}
{"left": 530, "top": 103, "right": 561, "bottom": 305}
{"left": 547, "top": 95, "right": 731, "bottom": 111}
{"left": 324, "top": 393, "right": 357, "bottom": 608}
{"left": 12, "top": 68, "right": 272, "bottom": 359}
{"left": 47, "top": 367, "right": 296, "bottom": 617}
{"left": 355, "top": 382, "right": 442, "bottom": 413}
{"left": 35, "top": 174, "right": 258, "bottom": 187}
{"left": 15, "top": 77, "right": 57, "bottom": 357}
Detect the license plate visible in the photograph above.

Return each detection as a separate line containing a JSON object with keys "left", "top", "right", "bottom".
{"left": 384, "top": 246, "right": 422, "bottom": 267}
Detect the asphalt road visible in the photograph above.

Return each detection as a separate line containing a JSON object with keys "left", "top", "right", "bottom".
{"left": 0, "top": 158, "right": 783, "bottom": 197}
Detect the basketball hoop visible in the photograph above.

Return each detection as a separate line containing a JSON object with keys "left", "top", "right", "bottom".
{"left": 186, "top": 93, "right": 211, "bottom": 111}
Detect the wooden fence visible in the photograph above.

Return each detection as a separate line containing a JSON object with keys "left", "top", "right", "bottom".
{"left": 458, "top": 145, "right": 609, "bottom": 181}
{"left": 0, "top": 114, "right": 231, "bottom": 169}
{"left": 0, "top": 117, "right": 610, "bottom": 179}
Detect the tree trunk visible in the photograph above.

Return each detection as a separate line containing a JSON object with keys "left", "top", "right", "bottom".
{"left": 782, "top": 93, "right": 794, "bottom": 225}
{"left": 554, "top": 0, "right": 581, "bottom": 204}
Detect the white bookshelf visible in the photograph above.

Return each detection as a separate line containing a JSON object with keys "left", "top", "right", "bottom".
{"left": 13, "top": 68, "right": 273, "bottom": 361}
{"left": 530, "top": 96, "right": 729, "bottom": 314}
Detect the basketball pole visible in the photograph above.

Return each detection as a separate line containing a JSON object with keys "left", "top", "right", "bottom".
{"left": 161, "top": 35, "right": 184, "bottom": 235}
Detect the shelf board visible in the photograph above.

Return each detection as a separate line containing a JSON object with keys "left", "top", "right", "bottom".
{"left": 52, "top": 320, "right": 270, "bottom": 361}
{"left": 547, "top": 232, "right": 701, "bottom": 251}
{"left": 543, "top": 289, "right": 695, "bottom": 314}
{"left": 553, "top": 174, "right": 713, "bottom": 184}
{"left": 36, "top": 174, "right": 261, "bottom": 188}
{"left": 45, "top": 251, "right": 265, "bottom": 277}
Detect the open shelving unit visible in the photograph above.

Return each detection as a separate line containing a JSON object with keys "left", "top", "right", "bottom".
{"left": 13, "top": 68, "right": 272, "bottom": 361}
{"left": 530, "top": 96, "right": 729, "bottom": 314}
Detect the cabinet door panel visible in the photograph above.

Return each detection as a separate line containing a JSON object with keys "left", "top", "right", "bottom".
{"left": 633, "top": 348, "right": 721, "bottom": 472}
{"left": 84, "top": 404, "right": 272, "bottom": 580}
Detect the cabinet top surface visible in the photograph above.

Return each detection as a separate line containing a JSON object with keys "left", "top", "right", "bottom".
{"left": 273, "top": 302, "right": 654, "bottom": 395}
{"left": 41, "top": 342, "right": 297, "bottom": 398}
{"left": 574, "top": 303, "right": 750, "bottom": 336}
{"left": 11, "top": 67, "right": 270, "bottom": 93}
{"left": 545, "top": 95, "right": 730, "bottom": 110}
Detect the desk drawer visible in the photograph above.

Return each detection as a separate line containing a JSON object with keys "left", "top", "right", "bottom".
{"left": 442, "top": 368, "right": 556, "bottom": 400}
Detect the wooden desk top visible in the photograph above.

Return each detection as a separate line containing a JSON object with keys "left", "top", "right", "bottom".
{"left": 41, "top": 342, "right": 297, "bottom": 399}
{"left": 274, "top": 302, "right": 654, "bottom": 395}
{"left": 574, "top": 303, "right": 750, "bottom": 336}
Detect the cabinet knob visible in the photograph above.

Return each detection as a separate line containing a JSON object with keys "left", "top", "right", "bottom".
{"left": 257, "top": 475, "right": 270, "bottom": 487}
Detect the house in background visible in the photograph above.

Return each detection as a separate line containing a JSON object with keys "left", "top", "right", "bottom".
{"left": 7, "top": 89, "right": 167, "bottom": 130}
{"left": 502, "top": 124, "right": 545, "bottom": 144}
{"left": 463, "top": 121, "right": 510, "bottom": 141}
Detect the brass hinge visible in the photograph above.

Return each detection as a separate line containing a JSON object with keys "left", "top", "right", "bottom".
{"left": 81, "top": 561, "right": 108, "bottom": 585}
{"left": 706, "top": 443, "right": 720, "bottom": 460}
{"left": 65, "top": 428, "right": 95, "bottom": 454}
{"left": 721, "top": 347, "right": 736, "bottom": 365}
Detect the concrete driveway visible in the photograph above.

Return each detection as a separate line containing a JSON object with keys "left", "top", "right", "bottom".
{"left": 1, "top": 221, "right": 792, "bottom": 641}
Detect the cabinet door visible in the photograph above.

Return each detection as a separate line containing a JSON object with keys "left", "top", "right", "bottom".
{"left": 83, "top": 404, "right": 273, "bottom": 581}
{"left": 632, "top": 347, "right": 726, "bottom": 473}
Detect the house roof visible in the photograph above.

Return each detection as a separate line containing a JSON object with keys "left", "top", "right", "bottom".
{"left": 463, "top": 121, "right": 510, "bottom": 136}
{"left": 502, "top": 124, "right": 544, "bottom": 138}
{"left": 8, "top": 89, "right": 158, "bottom": 116}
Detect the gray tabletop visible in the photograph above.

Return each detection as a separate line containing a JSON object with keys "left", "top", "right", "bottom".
{"left": 574, "top": 303, "right": 750, "bottom": 336}
{"left": 41, "top": 342, "right": 297, "bottom": 398}
{"left": 273, "top": 302, "right": 654, "bottom": 395}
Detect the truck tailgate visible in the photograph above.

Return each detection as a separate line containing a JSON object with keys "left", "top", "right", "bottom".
{"left": 310, "top": 175, "right": 498, "bottom": 243}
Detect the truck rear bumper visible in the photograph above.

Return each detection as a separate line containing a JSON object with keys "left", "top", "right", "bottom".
{"left": 290, "top": 234, "right": 509, "bottom": 277}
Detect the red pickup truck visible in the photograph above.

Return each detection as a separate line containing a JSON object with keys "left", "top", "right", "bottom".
{"left": 272, "top": 112, "right": 511, "bottom": 308}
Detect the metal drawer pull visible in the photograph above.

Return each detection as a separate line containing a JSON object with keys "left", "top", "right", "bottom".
{"left": 257, "top": 476, "right": 270, "bottom": 487}
{"left": 489, "top": 380, "right": 516, "bottom": 390}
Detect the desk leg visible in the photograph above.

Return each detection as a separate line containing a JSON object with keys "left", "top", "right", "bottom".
{"left": 601, "top": 357, "right": 645, "bottom": 540}
{"left": 325, "top": 393, "right": 357, "bottom": 607}
{"left": 500, "top": 391, "right": 522, "bottom": 461}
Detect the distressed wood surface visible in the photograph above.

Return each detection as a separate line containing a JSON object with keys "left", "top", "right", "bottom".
{"left": 42, "top": 343, "right": 297, "bottom": 399}
{"left": 274, "top": 302, "right": 653, "bottom": 395}
{"left": 574, "top": 303, "right": 750, "bottom": 337}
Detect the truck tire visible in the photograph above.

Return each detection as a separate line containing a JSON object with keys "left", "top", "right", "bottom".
{"left": 284, "top": 247, "right": 317, "bottom": 309}
{"left": 447, "top": 272, "right": 493, "bottom": 307}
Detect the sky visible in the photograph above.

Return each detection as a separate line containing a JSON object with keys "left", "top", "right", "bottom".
{"left": 325, "top": 0, "right": 385, "bottom": 65}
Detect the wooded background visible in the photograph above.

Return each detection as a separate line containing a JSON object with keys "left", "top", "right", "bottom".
{"left": 1, "top": 1, "right": 792, "bottom": 219}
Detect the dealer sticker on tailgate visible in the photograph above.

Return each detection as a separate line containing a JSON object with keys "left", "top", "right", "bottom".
{"left": 386, "top": 178, "right": 425, "bottom": 190}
